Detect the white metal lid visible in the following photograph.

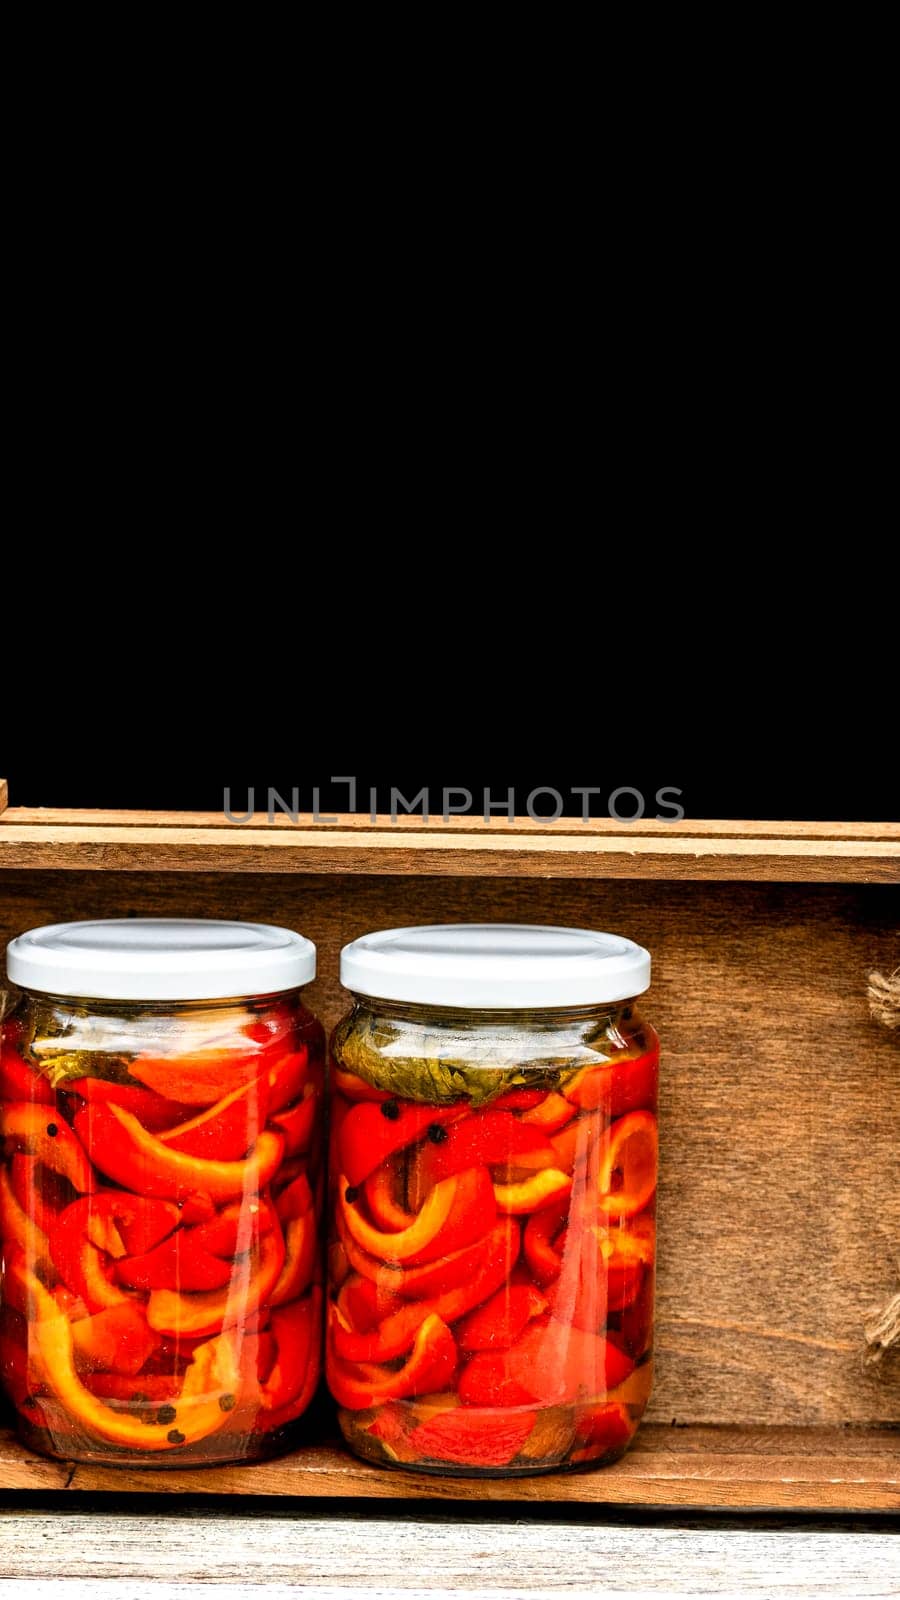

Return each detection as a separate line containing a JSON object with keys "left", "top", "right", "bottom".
{"left": 340, "top": 924, "right": 650, "bottom": 1008}
{"left": 6, "top": 919, "right": 316, "bottom": 1001}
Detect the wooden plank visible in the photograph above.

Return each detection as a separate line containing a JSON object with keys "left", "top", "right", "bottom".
{"left": 1, "top": 870, "right": 898, "bottom": 1429}
{"left": 0, "top": 814, "right": 897, "bottom": 881}
{"left": 0, "top": 1425, "right": 896, "bottom": 1510}
{"left": 0, "top": 780, "right": 6, "bottom": 817}
{"left": 1, "top": 1509, "right": 898, "bottom": 1597}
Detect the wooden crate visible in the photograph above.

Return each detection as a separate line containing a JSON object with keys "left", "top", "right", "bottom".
{"left": 0, "top": 796, "right": 897, "bottom": 1511}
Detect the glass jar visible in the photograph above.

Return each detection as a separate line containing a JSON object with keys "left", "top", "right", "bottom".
{"left": 326, "top": 924, "right": 658, "bottom": 1477}
{"left": 0, "top": 919, "right": 324, "bottom": 1467}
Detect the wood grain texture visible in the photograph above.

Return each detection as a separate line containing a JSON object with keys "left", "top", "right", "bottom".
{"left": 1, "top": 1509, "right": 898, "bottom": 1597}
{"left": 1, "top": 871, "right": 898, "bottom": 1430}
{"left": 0, "top": 781, "right": 6, "bottom": 817}
{"left": 0, "top": 1425, "right": 896, "bottom": 1511}
{"left": 0, "top": 812, "right": 898, "bottom": 881}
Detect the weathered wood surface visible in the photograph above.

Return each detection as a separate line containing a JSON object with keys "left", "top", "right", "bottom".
{"left": 2, "top": 870, "right": 897, "bottom": 1429}
{"left": 0, "top": 812, "right": 898, "bottom": 881}
{"left": 0, "top": 1423, "right": 896, "bottom": 1510}
{"left": 0, "top": 1506, "right": 897, "bottom": 1596}
{"left": 0, "top": 781, "right": 6, "bottom": 817}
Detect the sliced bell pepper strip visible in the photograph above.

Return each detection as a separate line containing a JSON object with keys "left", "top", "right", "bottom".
{"left": 9, "top": 1155, "right": 62, "bottom": 1239}
{"left": 414, "top": 1112, "right": 555, "bottom": 1192}
{"left": 49, "top": 1196, "right": 135, "bottom": 1312}
{"left": 548, "top": 1113, "right": 600, "bottom": 1175}
{"left": 0, "top": 1165, "right": 51, "bottom": 1264}
{"left": 327, "top": 1311, "right": 456, "bottom": 1410}
{"left": 519, "top": 1092, "right": 576, "bottom": 1134}
{"left": 492, "top": 1168, "right": 572, "bottom": 1215}
{"left": 336, "top": 1207, "right": 504, "bottom": 1302}
{"left": 570, "top": 1399, "right": 633, "bottom": 1463}
{"left": 406, "top": 1406, "right": 537, "bottom": 1468}
{"left": 82, "top": 1371, "right": 182, "bottom": 1403}
{"left": 458, "top": 1318, "right": 634, "bottom": 1407}
{"left": 0, "top": 1328, "right": 43, "bottom": 1408}
{"left": 0, "top": 1039, "right": 54, "bottom": 1104}
{"left": 364, "top": 1163, "right": 415, "bottom": 1232}
{"left": 597, "top": 1111, "right": 658, "bottom": 1218}
{"left": 269, "top": 1083, "right": 315, "bottom": 1157}
{"left": 331, "top": 1066, "right": 390, "bottom": 1103}
{"left": 71, "top": 1304, "right": 159, "bottom": 1375}
{"left": 488, "top": 1089, "right": 547, "bottom": 1112}
{"left": 338, "top": 1102, "right": 461, "bottom": 1189}
{"left": 73, "top": 1100, "right": 285, "bottom": 1202}
{"left": 115, "top": 1232, "right": 234, "bottom": 1292}
{"left": 563, "top": 1048, "right": 658, "bottom": 1118}
{"left": 516, "top": 1404, "right": 577, "bottom": 1464}
{"left": 331, "top": 1218, "right": 520, "bottom": 1363}
{"left": 339, "top": 1165, "right": 495, "bottom": 1267}
{"left": 190, "top": 1197, "right": 278, "bottom": 1258}
{"left": 267, "top": 1049, "right": 311, "bottom": 1114}
{"left": 128, "top": 1047, "right": 267, "bottom": 1105}
{"left": 67, "top": 1077, "right": 194, "bottom": 1131}
{"left": 456, "top": 1282, "right": 547, "bottom": 1352}
{"left": 523, "top": 1198, "right": 569, "bottom": 1285}
{"left": 274, "top": 1172, "right": 314, "bottom": 1224}
{"left": 0, "top": 1101, "right": 94, "bottom": 1192}
{"left": 159, "top": 1075, "right": 268, "bottom": 1162}
{"left": 338, "top": 1274, "right": 405, "bottom": 1332}
{"left": 146, "top": 1217, "right": 285, "bottom": 1337}
{"left": 177, "top": 1192, "right": 216, "bottom": 1226}
{"left": 252, "top": 1287, "right": 322, "bottom": 1432}
{"left": 11, "top": 1255, "right": 242, "bottom": 1451}
{"left": 270, "top": 1210, "right": 317, "bottom": 1307}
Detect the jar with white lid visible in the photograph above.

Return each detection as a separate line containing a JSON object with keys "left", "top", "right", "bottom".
{"left": 326, "top": 924, "right": 658, "bottom": 1476}
{"left": 0, "top": 919, "right": 324, "bottom": 1467}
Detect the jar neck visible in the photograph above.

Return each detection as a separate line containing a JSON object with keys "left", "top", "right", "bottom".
{"left": 347, "top": 994, "right": 636, "bottom": 1028}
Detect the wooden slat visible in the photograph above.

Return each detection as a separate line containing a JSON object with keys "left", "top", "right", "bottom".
{"left": 0, "top": 780, "right": 6, "bottom": 817}
{"left": 0, "top": 1424, "right": 896, "bottom": 1511}
{"left": 1, "top": 1509, "right": 899, "bottom": 1598}
{"left": 0, "top": 813, "right": 898, "bottom": 881}
{"left": 1, "top": 870, "right": 898, "bottom": 1432}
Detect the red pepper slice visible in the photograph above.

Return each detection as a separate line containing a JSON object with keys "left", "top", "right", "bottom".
{"left": 0, "top": 1165, "right": 51, "bottom": 1264}
{"left": 488, "top": 1089, "right": 547, "bottom": 1112}
{"left": 50, "top": 1197, "right": 136, "bottom": 1312}
{"left": 82, "top": 1371, "right": 182, "bottom": 1403}
{"left": 492, "top": 1168, "right": 572, "bottom": 1215}
{"left": 331, "top": 1218, "right": 520, "bottom": 1363}
{"left": 268, "top": 1084, "right": 315, "bottom": 1157}
{"left": 406, "top": 1406, "right": 537, "bottom": 1468}
{"left": 456, "top": 1283, "right": 547, "bottom": 1352}
{"left": 458, "top": 1319, "right": 634, "bottom": 1407}
{"left": 0, "top": 1102, "right": 94, "bottom": 1192}
{"left": 327, "top": 1311, "right": 456, "bottom": 1411}
{"left": 270, "top": 1210, "right": 318, "bottom": 1307}
{"left": 128, "top": 1047, "right": 268, "bottom": 1106}
{"left": 267, "top": 1049, "right": 311, "bottom": 1115}
{"left": 190, "top": 1196, "right": 278, "bottom": 1258}
{"left": 415, "top": 1112, "right": 555, "bottom": 1191}
{"left": 67, "top": 1077, "right": 194, "bottom": 1131}
{"left": 570, "top": 1399, "right": 633, "bottom": 1463}
{"left": 73, "top": 1101, "right": 285, "bottom": 1201}
{"left": 252, "top": 1287, "right": 322, "bottom": 1432}
{"left": 340, "top": 1165, "right": 496, "bottom": 1267}
{"left": 597, "top": 1111, "right": 658, "bottom": 1218}
{"left": 0, "top": 1036, "right": 53, "bottom": 1105}
{"left": 9, "top": 1155, "right": 64, "bottom": 1238}
{"left": 337, "top": 1102, "right": 461, "bottom": 1189}
{"left": 275, "top": 1172, "right": 314, "bottom": 1223}
{"left": 519, "top": 1092, "right": 576, "bottom": 1134}
{"left": 146, "top": 1206, "right": 285, "bottom": 1337}
{"left": 523, "top": 1198, "right": 569, "bottom": 1285}
{"left": 563, "top": 1048, "right": 658, "bottom": 1118}
{"left": 114, "top": 1232, "right": 234, "bottom": 1292}
{"left": 338, "top": 1274, "right": 405, "bottom": 1332}
{"left": 331, "top": 1067, "right": 391, "bottom": 1104}
{"left": 160, "top": 1075, "right": 268, "bottom": 1162}
{"left": 71, "top": 1303, "right": 159, "bottom": 1375}
{"left": 364, "top": 1164, "right": 415, "bottom": 1232}
{"left": 337, "top": 1216, "right": 507, "bottom": 1303}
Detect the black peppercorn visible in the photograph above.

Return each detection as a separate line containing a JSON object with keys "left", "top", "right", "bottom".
{"left": 344, "top": 1184, "right": 360, "bottom": 1204}
{"left": 380, "top": 1100, "right": 400, "bottom": 1121}
{"left": 156, "top": 1404, "right": 177, "bottom": 1425}
{"left": 167, "top": 1429, "right": 186, "bottom": 1445}
{"left": 219, "top": 1393, "right": 236, "bottom": 1412}
{"left": 427, "top": 1123, "right": 449, "bottom": 1143}
{"left": 46, "top": 1124, "right": 58, "bottom": 1138}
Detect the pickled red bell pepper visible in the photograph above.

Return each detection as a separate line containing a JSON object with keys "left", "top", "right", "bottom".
{"left": 327, "top": 1311, "right": 457, "bottom": 1410}
{"left": 331, "top": 1066, "right": 391, "bottom": 1103}
{"left": 50, "top": 1190, "right": 181, "bottom": 1312}
{"left": 0, "top": 1165, "right": 51, "bottom": 1263}
{"left": 73, "top": 1101, "right": 284, "bottom": 1201}
{"left": 570, "top": 1399, "right": 633, "bottom": 1463}
{"left": 128, "top": 1048, "right": 265, "bottom": 1105}
{"left": 9, "top": 1155, "right": 64, "bottom": 1237}
{"left": 254, "top": 1293, "right": 320, "bottom": 1419}
{"left": 364, "top": 1164, "right": 415, "bottom": 1231}
{"left": 563, "top": 1049, "right": 658, "bottom": 1118}
{"left": 331, "top": 1218, "right": 519, "bottom": 1363}
{"left": 492, "top": 1168, "right": 571, "bottom": 1214}
{"left": 0, "top": 1040, "right": 53, "bottom": 1105}
{"left": 70, "top": 1304, "right": 159, "bottom": 1375}
{"left": 456, "top": 1282, "right": 547, "bottom": 1352}
{"left": 338, "top": 1215, "right": 510, "bottom": 1303}
{"left": 267, "top": 1049, "right": 312, "bottom": 1114}
{"left": 405, "top": 1407, "right": 538, "bottom": 1468}
{"left": 523, "top": 1198, "right": 569, "bottom": 1285}
{"left": 160, "top": 1075, "right": 268, "bottom": 1162}
{"left": 269, "top": 1085, "right": 315, "bottom": 1157}
{"left": 115, "top": 1232, "right": 234, "bottom": 1292}
{"left": 146, "top": 1218, "right": 286, "bottom": 1337}
{"left": 597, "top": 1111, "right": 658, "bottom": 1218}
{"left": 415, "top": 1112, "right": 555, "bottom": 1189}
{"left": 339, "top": 1166, "right": 495, "bottom": 1266}
{"left": 274, "top": 1172, "right": 314, "bottom": 1223}
{"left": 458, "top": 1318, "right": 633, "bottom": 1407}
{"left": 519, "top": 1092, "right": 575, "bottom": 1134}
{"left": 190, "top": 1197, "right": 278, "bottom": 1259}
{"left": 67, "top": 1077, "right": 194, "bottom": 1131}
{"left": 8, "top": 1256, "right": 241, "bottom": 1451}
{"left": 338, "top": 1102, "right": 461, "bottom": 1189}
{"left": 270, "top": 1210, "right": 317, "bottom": 1306}
{"left": 0, "top": 1102, "right": 94, "bottom": 1192}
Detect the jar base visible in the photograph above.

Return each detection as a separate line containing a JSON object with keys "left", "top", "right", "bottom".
{"left": 339, "top": 1423, "right": 635, "bottom": 1478}
{"left": 15, "top": 1414, "right": 304, "bottom": 1471}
